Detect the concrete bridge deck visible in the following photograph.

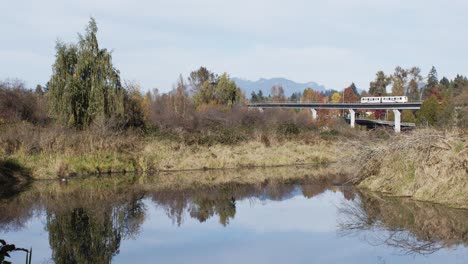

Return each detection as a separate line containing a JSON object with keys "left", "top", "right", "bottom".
{"left": 247, "top": 101, "right": 422, "bottom": 133}
{"left": 248, "top": 102, "right": 422, "bottom": 110}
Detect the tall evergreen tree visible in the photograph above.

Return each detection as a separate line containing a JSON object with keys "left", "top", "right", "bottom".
{"left": 48, "top": 18, "right": 124, "bottom": 128}
{"left": 423, "top": 66, "right": 439, "bottom": 99}
{"left": 250, "top": 91, "right": 259, "bottom": 102}
{"left": 349, "top": 82, "right": 358, "bottom": 96}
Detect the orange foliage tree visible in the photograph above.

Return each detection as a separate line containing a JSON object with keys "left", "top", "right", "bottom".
{"left": 302, "top": 88, "right": 323, "bottom": 102}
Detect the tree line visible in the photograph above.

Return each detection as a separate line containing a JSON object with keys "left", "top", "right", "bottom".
{"left": 0, "top": 18, "right": 466, "bottom": 130}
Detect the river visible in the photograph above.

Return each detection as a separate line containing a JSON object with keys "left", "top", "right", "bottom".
{"left": 1, "top": 169, "right": 467, "bottom": 263}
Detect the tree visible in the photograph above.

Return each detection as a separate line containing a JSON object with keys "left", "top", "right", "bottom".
{"left": 250, "top": 91, "right": 259, "bottom": 102}
{"left": 193, "top": 73, "right": 243, "bottom": 106}
{"left": 369, "top": 71, "right": 391, "bottom": 96}
{"left": 417, "top": 95, "right": 440, "bottom": 126}
{"left": 331, "top": 92, "right": 342, "bottom": 103}
{"left": 407, "top": 67, "right": 422, "bottom": 101}
{"left": 215, "top": 73, "right": 243, "bottom": 106}
{"left": 122, "top": 81, "right": 145, "bottom": 128}
{"left": 289, "top": 92, "right": 301, "bottom": 102}
{"left": 188, "top": 67, "right": 217, "bottom": 94}
{"left": 257, "top": 90, "right": 265, "bottom": 101}
{"left": 48, "top": 18, "right": 124, "bottom": 128}
{"left": 302, "top": 88, "right": 322, "bottom": 102}
{"left": 391, "top": 66, "right": 408, "bottom": 96}
{"left": 439, "top": 77, "right": 450, "bottom": 89}
{"left": 401, "top": 110, "right": 416, "bottom": 123}
{"left": 426, "top": 66, "right": 438, "bottom": 90}
{"left": 343, "top": 85, "right": 359, "bottom": 102}
{"left": 350, "top": 82, "right": 358, "bottom": 96}
{"left": 271, "top": 85, "right": 285, "bottom": 102}
{"left": 173, "top": 75, "right": 190, "bottom": 117}
{"left": 451, "top": 74, "right": 468, "bottom": 96}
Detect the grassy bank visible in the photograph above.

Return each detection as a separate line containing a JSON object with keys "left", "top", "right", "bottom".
{"left": 1, "top": 120, "right": 467, "bottom": 209}
{"left": 0, "top": 121, "right": 355, "bottom": 180}
{"left": 351, "top": 129, "right": 468, "bottom": 208}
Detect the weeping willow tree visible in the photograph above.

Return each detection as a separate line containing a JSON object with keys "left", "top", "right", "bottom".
{"left": 48, "top": 18, "right": 124, "bottom": 128}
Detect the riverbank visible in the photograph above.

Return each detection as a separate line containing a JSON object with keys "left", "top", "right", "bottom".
{"left": 350, "top": 129, "right": 468, "bottom": 209}
{"left": 5, "top": 139, "right": 339, "bottom": 179}
{"left": 0, "top": 121, "right": 355, "bottom": 180}
{"left": 1, "top": 122, "right": 467, "bottom": 209}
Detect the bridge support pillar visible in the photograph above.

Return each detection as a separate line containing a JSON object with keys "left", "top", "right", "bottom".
{"left": 393, "top": 109, "right": 401, "bottom": 133}
{"left": 310, "top": 109, "right": 317, "bottom": 120}
{"left": 349, "top": 109, "right": 356, "bottom": 128}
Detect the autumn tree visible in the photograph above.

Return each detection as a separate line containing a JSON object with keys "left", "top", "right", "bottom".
{"left": 188, "top": 66, "right": 217, "bottom": 94}
{"left": 48, "top": 18, "right": 124, "bottom": 128}
{"left": 173, "top": 75, "right": 191, "bottom": 117}
{"left": 369, "top": 71, "right": 391, "bottom": 96}
{"left": 302, "top": 88, "right": 322, "bottom": 102}
{"left": 391, "top": 66, "right": 408, "bottom": 96}
{"left": 122, "top": 81, "right": 145, "bottom": 128}
{"left": 343, "top": 84, "right": 359, "bottom": 102}
{"left": 331, "top": 92, "right": 342, "bottom": 103}
{"left": 407, "top": 67, "right": 422, "bottom": 101}
{"left": 271, "top": 85, "right": 286, "bottom": 102}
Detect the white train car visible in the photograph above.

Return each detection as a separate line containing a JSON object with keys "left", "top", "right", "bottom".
{"left": 361, "top": 96, "right": 408, "bottom": 103}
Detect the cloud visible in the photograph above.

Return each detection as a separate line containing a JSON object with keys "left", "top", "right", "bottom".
{"left": 1, "top": 0, "right": 468, "bottom": 91}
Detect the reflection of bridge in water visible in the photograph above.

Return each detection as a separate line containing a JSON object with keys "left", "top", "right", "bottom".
{"left": 248, "top": 102, "right": 422, "bottom": 133}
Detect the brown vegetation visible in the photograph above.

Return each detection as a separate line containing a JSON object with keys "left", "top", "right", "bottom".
{"left": 348, "top": 129, "right": 468, "bottom": 208}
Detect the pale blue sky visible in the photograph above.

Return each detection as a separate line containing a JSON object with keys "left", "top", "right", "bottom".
{"left": 1, "top": 0, "right": 467, "bottom": 92}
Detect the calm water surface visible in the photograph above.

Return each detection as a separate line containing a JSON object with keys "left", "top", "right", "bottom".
{"left": 1, "top": 170, "right": 467, "bottom": 263}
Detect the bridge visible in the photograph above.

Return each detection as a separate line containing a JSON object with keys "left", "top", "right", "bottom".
{"left": 248, "top": 102, "right": 423, "bottom": 133}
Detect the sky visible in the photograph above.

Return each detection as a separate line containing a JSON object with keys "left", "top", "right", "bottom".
{"left": 1, "top": 0, "right": 468, "bottom": 92}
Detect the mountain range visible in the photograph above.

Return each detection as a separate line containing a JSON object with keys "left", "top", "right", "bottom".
{"left": 231, "top": 77, "right": 327, "bottom": 97}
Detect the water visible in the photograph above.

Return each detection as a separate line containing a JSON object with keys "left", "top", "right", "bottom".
{"left": 1, "top": 171, "right": 467, "bottom": 264}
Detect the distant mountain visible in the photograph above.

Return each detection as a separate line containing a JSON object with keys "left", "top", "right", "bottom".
{"left": 232, "top": 77, "right": 327, "bottom": 97}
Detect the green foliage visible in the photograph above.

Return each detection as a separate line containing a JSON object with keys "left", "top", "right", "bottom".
{"left": 401, "top": 110, "right": 416, "bottom": 123}
{"left": 48, "top": 18, "right": 124, "bottom": 128}
{"left": 193, "top": 72, "right": 243, "bottom": 106}
{"left": 277, "top": 122, "right": 300, "bottom": 136}
{"left": 369, "top": 71, "right": 391, "bottom": 96}
{"left": 391, "top": 66, "right": 408, "bottom": 96}
{"left": 426, "top": 66, "right": 439, "bottom": 90}
{"left": 407, "top": 67, "right": 423, "bottom": 101}
{"left": 188, "top": 66, "right": 217, "bottom": 94}
{"left": 417, "top": 95, "right": 440, "bottom": 126}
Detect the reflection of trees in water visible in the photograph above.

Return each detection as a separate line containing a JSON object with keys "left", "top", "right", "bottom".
{"left": 338, "top": 191, "right": 468, "bottom": 255}
{"left": 46, "top": 194, "right": 146, "bottom": 264}
{"left": 0, "top": 174, "right": 354, "bottom": 262}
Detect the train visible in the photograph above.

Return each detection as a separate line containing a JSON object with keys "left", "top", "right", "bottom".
{"left": 360, "top": 96, "right": 408, "bottom": 103}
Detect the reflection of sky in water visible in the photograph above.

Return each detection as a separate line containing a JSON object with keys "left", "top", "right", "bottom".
{"left": 2, "top": 190, "right": 468, "bottom": 264}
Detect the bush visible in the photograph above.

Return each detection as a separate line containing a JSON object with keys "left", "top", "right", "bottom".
{"left": 277, "top": 122, "right": 300, "bottom": 136}
{"left": 0, "top": 79, "right": 48, "bottom": 124}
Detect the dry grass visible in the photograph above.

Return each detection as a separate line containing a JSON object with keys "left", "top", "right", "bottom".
{"left": 0, "top": 119, "right": 354, "bottom": 179}
{"left": 351, "top": 128, "right": 468, "bottom": 208}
